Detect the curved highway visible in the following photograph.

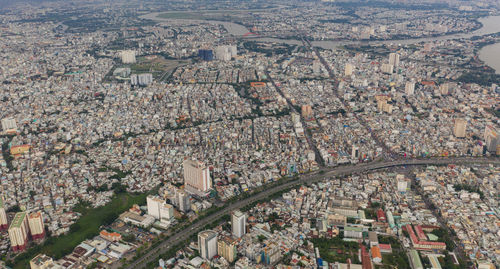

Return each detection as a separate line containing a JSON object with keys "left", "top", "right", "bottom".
{"left": 127, "top": 156, "right": 500, "bottom": 269}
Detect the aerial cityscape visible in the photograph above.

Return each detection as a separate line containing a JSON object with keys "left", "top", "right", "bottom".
{"left": 0, "top": 0, "right": 499, "bottom": 268}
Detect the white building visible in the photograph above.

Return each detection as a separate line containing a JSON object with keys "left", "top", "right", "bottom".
{"left": 231, "top": 210, "right": 246, "bottom": 238}
{"left": 405, "top": 81, "right": 415, "bottom": 96}
{"left": 8, "top": 212, "right": 29, "bottom": 252}
{"left": 147, "top": 196, "right": 174, "bottom": 222}
{"left": 30, "top": 254, "right": 63, "bottom": 269}
{"left": 1, "top": 118, "right": 17, "bottom": 132}
{"left": 381, "top": 63, "right": 394, "bottom": 74}
{"left": 389, "top": 52, "right": 400, "bottom": 67}
{"left": 130, "top": 74, "right": 138, "bottom": 85}
{"left": 351, "top": 145, "right": 360, "bottom": 160}
{"left": 198, "top": 230, "right": 218, "bottom": 260}
{"left": 28, "top": 211, "right": 45, "bottom": 240}
{"left": 345, "top": 63, "right": 354, "bottom": 76}
{"left": 215, "top": 45, "right": 237, "bottom": 61}
{"left": 440, "top": 83, "right": 451, "bottom": 95}
{"left": 130, "top": 73, "right": 153, "bottom": 86}
{"left": 183, "top": 159, "right": 212, "bottom": 196}
{"left": 453, "top": 119, "right": 467, "bottom": 138}
{"left": 396, "top": 174, "right": 409, "bottom": 193}
{"left": 0, "top": 197, "right": 7, "bottom": 230}
{"left": 121, "top": 50, "right": 136, "bottom": 64}
{"left": 138, "top": 73, "right": 153, "bottom": 86}
{"left": 484, "top": 125, "right": 499, "bottom": 153}
{"left": 176, "top": 190, "right": 191, "bottom": 213}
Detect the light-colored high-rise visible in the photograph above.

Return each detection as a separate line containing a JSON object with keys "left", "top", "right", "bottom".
{"left": 138, "top": 73, "right": 153, "bottom": 86}
{"left": 396, "top": 174, "right": 409, "bottom": 193}
{"left": 301, "top": 105, "right": 312, "bottom": 118}
{"left": 183, "top": 159, "right": 212, "bottom": 196}
{"left": 147, "top": 196, "right": 174, "bottom": 222}
{"left": 484, "top": 125, "right": 499, "bottom": 153}
{"left": 198, "top": 230, "right": 218, "bottom": 260}
{"left": 0, "top": 197, "right": 7, "bottom": 230}
{"left": 405, "top": 81, "right": 415, "bottom": 96}
{"left": 1, "top": 118, "right": 17, "bottom": 132}
{"left": 440, "top": 83, "right": 450, "bottom": 95}
{"left": 231, "top": 210, "right": 246, "bottom": 238}
{"left": 351, "top": 145, "right": 360, "bottom": 160}
{"left": 9, "top": 212, "right": 29, "bottom": 252}
{"left": 28, "top": 211, "right": 45, "bottom": 240}
{"left": 389, "top": 52, "right": 400, "bottom": 67}
{"left": 453, "top": 119, "right": 467, "bottom": 138}
{"left": 381, "top": 63, "right": 394, "bottom": 74}
{"left": 217, "top": 236, "right": 237, "bottom": 263}
{"left": 176, "top": 190, "right": 191, "bottom": 213}
{"left": 344, "top": 63, "right": 354, "bottom": 76}
{"left": 215, "top": 45, "right": 237, "bottom": 61}
{"left": 121, "top": 50, "right": 136, "bottom": 64}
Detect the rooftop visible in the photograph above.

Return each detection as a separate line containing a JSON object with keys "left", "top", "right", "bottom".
{"left": 9, "top": 212, "right": 27, "bottom": 229}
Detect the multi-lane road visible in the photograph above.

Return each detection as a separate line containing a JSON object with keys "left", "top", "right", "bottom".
{"left": 127, "top": 156, "right": 500, "bottom": 269}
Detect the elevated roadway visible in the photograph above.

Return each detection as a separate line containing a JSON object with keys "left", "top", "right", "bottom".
{"left": 127, "top": 157, "right": 499, "bottom": 268}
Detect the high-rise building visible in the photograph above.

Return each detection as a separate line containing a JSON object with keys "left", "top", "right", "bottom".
{"left": 396, "top": 174, "right": 409, "bottom": 193}
{"left": 261, "top": 242, "right": 281, "bottom": 265}
{"left": 183, "top": 159, "right": 212, "bottom": 196}
{"left": 215, "top": 45, "right": 237, "bottom": 61}
{"left": 453, "top": 119, "right": 467, "bottom": 138}
{"left": 8, "top": 212, "right": 29, "bottom": 252}
{"left": 28, "top": 211, "right": 45, "bottom": 240}
{"left": 130, "top": 74, "right": 138, "bottom": 85}
{"left": 1, "top": 118, "right": 17, "bottom": 132}
{"left": 301, "top": 105, "right": 312, "bottom": 118}
{"left": 229, "top": 45, "right": 237, "bottom": 57}
{"left": 147, "top": 196, "right": 173, "bottom": 222}
{"left": 138, "top": 73, "right": 153, "bottom": 86}
{"left": 484, "top": 125, "right": 499, "bottom": 153}
{"left": 231, "top": 210, "right": 246, "bottom": 238}
{"left": 381, "top": 63, "right": 394, "bottom": 74}
{"left": 176, "top": 190, "right": 191, "bottom": 213}
{"left": 121, "top": 50, "right": 136, "bottom": 64}
{"left": 440, "top": 83, "right": 451, "bottom": 95}
{"left": 345, "top": 63, "right": 354, "bottom": 76}
{"left": 198, "top": 230, "right": 218, "bottom": 260}
{"left": 217, "top": 236, "right": 237, "bottom": 263}
{"left": 0, "top": 197, "right": 7, "bottom": 230}
{"left": 130, "top": 73, "right": 153, "bottom": 86}
{"left": 198, "top": 49, "right": 214, "bottom": 61}
{"left": 405, "top": 81, "right": 415, "bottom": 96}
{"left": 351, "top": 145, "right": 360, "bottom": 160}
{"left": 389, "top": 52, "right": 400, "bottom": 67}
{"left": 312, "top": 60, "right": 321, "bottom": 74}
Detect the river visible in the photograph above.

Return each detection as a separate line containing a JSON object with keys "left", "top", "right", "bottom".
{"left": 479, "top": 43, "right": 500, "bottom": 74}
{"left": 142, "top": 12, "right": 500, "bottom": 72}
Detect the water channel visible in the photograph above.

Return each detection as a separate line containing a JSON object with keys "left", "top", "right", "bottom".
{"left": 142, "top": 12, "right": 500, "bottom": 73}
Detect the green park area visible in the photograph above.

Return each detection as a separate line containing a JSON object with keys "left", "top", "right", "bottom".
{"left": 106, "top": 55, "right": 187, "bottom": 82}
{"left": 10, "top": 192, "right": 148, "bottom": 269}
{"left": 376, "top": 236, "right": 410, "bottom": 269}
{"left": 311, "top": 237, "right": 360, "bottom": 264}
{"left": 130, "top": 56, "right": 187, "bottom": 80}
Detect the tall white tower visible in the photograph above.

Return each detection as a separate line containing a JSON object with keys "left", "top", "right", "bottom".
{"left": 198, "top": 230, "right": 218, "bottom": 259}
{"left": 231, "top": 210, "right": 246, "bottom": 238}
